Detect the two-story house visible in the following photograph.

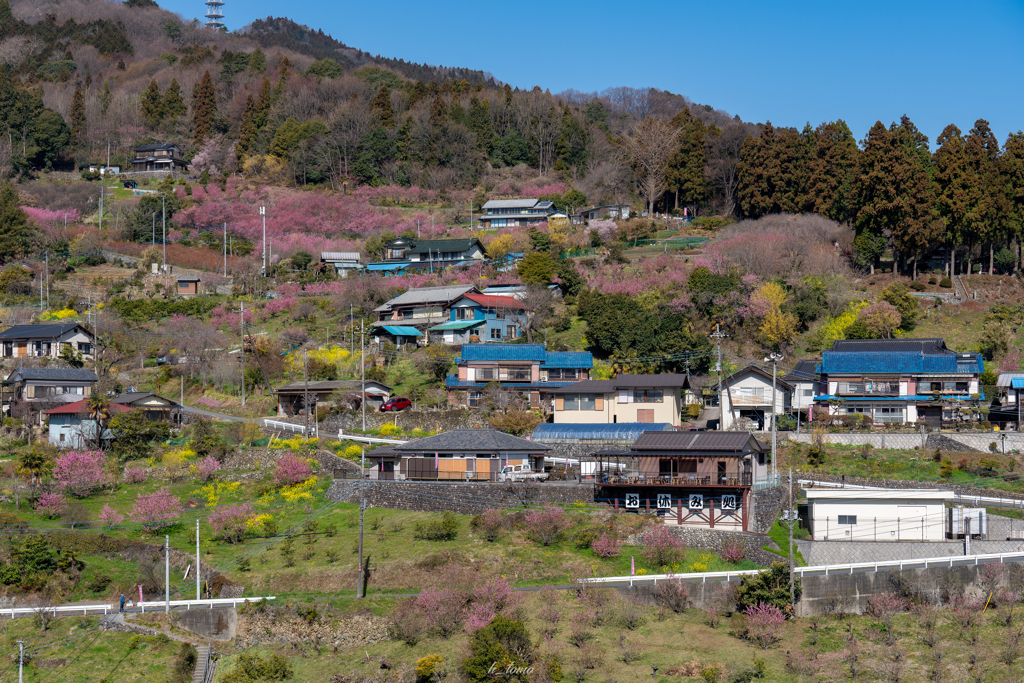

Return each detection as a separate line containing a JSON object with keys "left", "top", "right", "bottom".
{"left": 546, "top": 374, "right": 689, "bottom": 425}
{"left": 3, "top": 367, "right": 100, "bottom": 422}
{"left": 320, "top": 252, "right": 364, "bottom": 277}
{"left": 446, "top": 344, "right": 593, "bottom": 409}
{"left": 373, "top": 284, "right": 477, "bottom": 336}
{"left": 813, "top": 338, "right": 984, "bottom": 428}
{"left": 718, "top": 365, "right": 793, "bottom": 431}
{"left": 43, "top": 398, "right": 130, "bottom": 448}
{"left": 429, "top": 293, "right": 525, "bottom": 345}
{"left": 0, "top": 323, "right": 95, "bottom": 360}
{"left": 572, "top": 204, "right": 631, "bottom": 224}
{"left": 379, "top": 238, "right": 485, "bottom": 270}
{"left": 593, "top": 431, "right": 769, "bottom": 531}
{"left": 478, "top": 199, "right": 557, "bottom": 229}
{"left": 129, "top": 144, "right": 188, "bottom": 173}
{"left": 783, "top": 359, "right": 819, "bottom": 413}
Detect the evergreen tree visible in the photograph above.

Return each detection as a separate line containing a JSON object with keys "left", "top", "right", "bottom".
{"left": 236, "top": 93, "right": 257, "bottom": 166}
{"left": 553, "top": 107, "right": 587, "bottom": 172}
{"left": 805, "top": 119, "right": 859, "bottom": 223}
{"left": 851, "top": 122, "right": 896, "bottom": 273}
{"left": 1000, "top": 132, "right": 1024, "bottom": 272}
{"left": 889, "top": 117, "right": 939, "bottom": 278}
{"left": 140, "top": 79, "right": 162, "bottom": 125}
{"left": 429, "top": 94, "right": 447, "bottom": 127}
{"left": 69, "top": 85, "right": 86, "bottom": 143}
{"left": 248, "top": 46, "right": 266, "bottom": 73}
{"left": 371, "top": 86, "right": 395, "bottom": 127}
{"left": 191, "top": 70, "right": 217, "bottom": 146}
{"left": 467, "top": 97, "right": 493, "bottom": 156}
{"left": 665, "top": 107, "right": 708, "bottom": 212}
{"left": 0, "top": 182, "right": 33, "bottom": 261}
{"left": 99, "top": 80, "right": 112, "bottom": 115}
{"left": 162, "top": 79, "right": 186, "bottom": 119}
{"left": 737, "top": 122, "right": 804, "bottom": 217}
{"left": 964, "top": 119, "right": 1005, "bottom": 273}
{"left": 935, "top": 123, "right": 971, "bottom": 275}
{"left": 254, "top": 77, "right": 271, "bottom": 130}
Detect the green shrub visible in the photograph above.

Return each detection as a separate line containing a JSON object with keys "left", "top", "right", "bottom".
{"left": 910, "top": 280, "right": 926, "bottom": 291}
{"left": 939, "top": 278, "right": 953, "bottom": 288}
{"left": 570, "top": 526, "right": 599, "bottom": 550}
{"left": 686, "top": 403, "right": 702, "bottom": 419}
{"left": 735, "top": 562, "right": 801, "bottom": 612}
{"left": 221, "top": 652, "right": 293, "bottom": 683}
{"left": 413, "top": 512, "right": 459, "bottom": 541}
{"left": 928, "top": 277, "right": 938, "bottom": 285}
{"left": 461, "top": 615, "right": 534, "bottom": 683}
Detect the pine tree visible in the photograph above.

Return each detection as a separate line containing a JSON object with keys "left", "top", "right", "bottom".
{"left": 0, "top": 182, "right": 33, "bottom": 261}
{"left": 851, "top": 122, "right": 896, "bottom": 274}
{"left": 737, "top": 122, "right": 804, "bottom": 217}
{"left": 254, "top": 77, "right": 271, "bottom": 130}
{"left": 69, "top": 85, "right": 86, "bottom": 143}
{"left": 889, "top": 117, "right": 939, "bottom": 279}
{"left": 371, "top": 86, "right": 395, "bottom": 127}
{"left": 248, "top": 47, "right": 266, "bottom": 73}
{"left": 236, "top": 93, "right": 256, "bottom": 166}
{"left": 140, "top": 79, "right": 162, "bottom": 125}
{"left": 665, "top": 107, "right": 709, "bottom": 212}
{"left": 191, "top": 70, "right": 217, "bottom": 146}
{"left": 162, "top": 79, "right": 186, "bottom": 119}
{"left": 467, "top": 97, "right": 494, "bottom": 156}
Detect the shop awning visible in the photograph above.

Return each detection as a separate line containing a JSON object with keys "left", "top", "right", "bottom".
{"left": 381, "top": 326, "right": 423, "bottom": 337}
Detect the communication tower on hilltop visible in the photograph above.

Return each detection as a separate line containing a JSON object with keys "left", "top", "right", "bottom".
{"left": 204, "top": 0, "right": 225, "bottom": 29}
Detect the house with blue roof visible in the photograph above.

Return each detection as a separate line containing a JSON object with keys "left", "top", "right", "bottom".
{"left": 446, "top": 343, "right": 593, "bottom": 409}
{"left": 814, "top": 339, "right": 984, "bottom": 428}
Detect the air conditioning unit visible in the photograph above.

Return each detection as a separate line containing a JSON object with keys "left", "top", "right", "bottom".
{"left": 540, "top": 377, "right": 548, "bottom": 383}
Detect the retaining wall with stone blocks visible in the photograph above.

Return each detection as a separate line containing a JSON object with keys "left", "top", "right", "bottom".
{"left": 796, "top": 539, "right": 1024, "bottom": 566}
{"left": 326, "top": 480, "right": 596, "bottom": 514}
{"left": 663, "top": 527, "right": 781, "bottom": 567}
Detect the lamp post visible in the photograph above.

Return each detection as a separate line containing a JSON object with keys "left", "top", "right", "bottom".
{"left": 764, "top": 352, "right": 784, "bottom": 482}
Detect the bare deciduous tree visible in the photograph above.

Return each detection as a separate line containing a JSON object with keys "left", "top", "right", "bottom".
{"left": 622, "top": 116, "right": 678, "bottom": 216}
{"left": 508, "top": 285, "right": 554, "bottom": 344}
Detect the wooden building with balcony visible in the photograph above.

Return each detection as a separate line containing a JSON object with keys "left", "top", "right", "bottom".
{"left": 594, "top": 431, "right": 770, "bottom": 531}
{"left": 718, "top": 365, "right": 793, "bottom": 431}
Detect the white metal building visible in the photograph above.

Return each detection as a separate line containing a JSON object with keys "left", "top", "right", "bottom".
{"left": 718, "top": 365, "right": 792, "bottom": 431}
{"left": 805, "top": 488, "right": 950, "bottom": 542}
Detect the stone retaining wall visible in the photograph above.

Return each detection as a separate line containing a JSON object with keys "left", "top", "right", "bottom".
{"left": 663, "top": 527, "right": 781, "bottom": 567}
{"left": 326, "top": 479, "right": 596, "bottom": 514}
{"left": 319, "top": 409, "right": 488, "bottom": 436}
{"left": 786, "top": 431, "right": 1024, "bottom": 453}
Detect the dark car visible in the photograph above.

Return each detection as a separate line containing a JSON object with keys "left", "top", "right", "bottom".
{"left": 380, "top": 397, "right": 412, "bottom": 412}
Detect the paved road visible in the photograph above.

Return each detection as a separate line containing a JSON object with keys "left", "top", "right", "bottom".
{"left": 180, "top": 404, "right": 257, "bottom": 423}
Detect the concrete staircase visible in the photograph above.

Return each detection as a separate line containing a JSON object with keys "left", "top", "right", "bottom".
{"left": 192, "top": 645, "right": 213, "bottom": 683}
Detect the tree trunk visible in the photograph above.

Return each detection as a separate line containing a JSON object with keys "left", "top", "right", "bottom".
{"left": 912, "top": 255, "right": 917, "bottom": 280}
{"left": 948, "top": 246, "right": 954, "bottom": 278}
{"left": 674, "top": 190, "right": 679, "bottom": 211}
{"left": 989, "top": 243, "right": 994, "bottom": 275}
{"left": 967, "top": 250, "right": 972, "bottom": 277}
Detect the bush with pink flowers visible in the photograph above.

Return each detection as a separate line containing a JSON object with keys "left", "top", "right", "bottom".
{"left": 129, "top": 489, "right": 182, "bottom": 531}
{"left": 123, "top": 466, "right": 148, "bottom": 484}
{"left": 274, "top": 453, "right": 313, "bottom": 487}
{"left": 98, "top": 503, "right": 125, "bottom": 529}
{"left": 52, "top": 450, "right": 107, "bottom": 497}
{"left": 35, "top": 492, "right": 67, "bottom": 518}
{"left": 209, "top": 503, "right": 253, "bottom": 543}
{"left": 590, "top": 531, "right": 621, "bottom": 558}
{"left": 743, "top": 601, "right": 787, "bottom": 649}
{"left": 523, "top": 505, "right": 571, "bottom": 546}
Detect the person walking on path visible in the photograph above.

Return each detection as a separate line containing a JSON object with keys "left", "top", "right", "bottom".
{"left": 119, "top": 593, "right": 126, "bottom": 613}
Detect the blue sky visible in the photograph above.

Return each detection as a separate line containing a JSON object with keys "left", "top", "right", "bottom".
{"left": 165, "top": 0, "right": 1024, "bottom": 145}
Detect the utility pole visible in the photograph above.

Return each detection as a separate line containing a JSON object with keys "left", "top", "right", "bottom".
{"left": 260, "top": 205, "right": 266, "bottom": 276}
{"left": 152, "top": 212, "right": 156, "bottom": 245}
{"left": 161, "top": 194, "right": 166, "bottom": 273}
{"left": 223, "top": 222, "right": 227, "bottom": 277}
{"left": 196, "top": 519, "right": 201, "bottom": 600}
{"left": 98, "top": 178, "right": 103, "bottom": 231}
{"left": 45, "top": 252, "right": 49, "bottom": 310}
{"left": 710, "top": 324, "right": 728, "bottom": 431}
{"left": 361, "top": 319, "right": 366, "bottom": 432}
{"left": 786, "top": 468, "right": 796, "bottom": 608}
{"left": 240, "top": 302, "right": 245, "bottom": 407}
{"left": 765, "top": 352, "right": 783, "bottom": 482}
{"left": 350, "top": 305, "right": 354, "bottom": 355}
{"left": 164, "top": 535, "right": 170, "bottom": 613}
{"left": 356, "top": 498, "right": 366, "bottom": 598}
{"left": 303, "top": 348, "right": 310, "bottom": 437}
{"left": 17, "top": 640, "right": 23, "bottom": 683}
{"left": 94, "top": 300, "right": 99, "bottom": 375}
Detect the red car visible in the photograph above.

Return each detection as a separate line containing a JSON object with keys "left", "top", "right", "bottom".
{"left": 380, "top": 397, "right": 412, "bottom": 412}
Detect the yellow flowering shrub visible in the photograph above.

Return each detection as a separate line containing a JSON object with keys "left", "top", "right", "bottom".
{"left": 286, "top": 345, "right": 352, "bottom": 376}
{"left": 280, "top": 477, "right": 319, "bottom": 503}
{"left": 39, "top": 308, "right": 79, "bottom": 321}
{"left": 163, "top": 445, "right": 197, "bottom": 468}
{"left": 378, "top": 423, "right": 400, "bottom": 436}
{"left": 245, "top": 514, "right": 273, "bottom": 533}
{"left": 416, "top": 655, "right": 444, "bottom": 681}
{"left": 343, "top": 445, "right": 362, "bottom": 460}
{"left": 200, "top": 480, "right": 240, "bottom": 507}
{"left": 271, "top": 436, "right": 318, "bottom": 453}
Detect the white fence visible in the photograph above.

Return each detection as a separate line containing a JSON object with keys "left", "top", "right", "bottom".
{"left": 263, "top": 419, "right": 309, "bottom": 436}
{"left": 584, "top": 551, "right": 1024, "bottom": 587}
{"left": 799, "top": 478, "right": 1024, "bottom": 510}
{"left": 1, "top": 596, "right": 276, "bottom": 619}
{"left": 337, "top": 429, "right": 406, "bottom": 445}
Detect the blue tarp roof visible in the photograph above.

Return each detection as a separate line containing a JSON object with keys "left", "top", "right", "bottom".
{"left": 461, "top": 344, "right": 548, "bottom": 362}
{"left": 531, "top": 423, "right": 674, "bottom": 441}
{"left": 1010, "top": 378, "right": 1024, "bottom": 389}
{"left": 430, "top": 320, "right": 484, "bottom": 331}
{"left": 380, "top": 326, "right": 422, "bottom": 336}
{"left": 821, "top": 351, "right": 984, "bottom": 375}
{"left": 366, "top": 262, "right": 409, "bottom": 271}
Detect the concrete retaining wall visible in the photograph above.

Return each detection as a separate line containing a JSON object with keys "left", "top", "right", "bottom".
{"left": 175, "top": 608, "right": 236, "bottom": 641}
{"left": 786, "top": 431, "right": 1024, "bottom": 453}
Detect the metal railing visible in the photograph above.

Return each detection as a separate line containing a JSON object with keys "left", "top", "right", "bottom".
{"left": 837, "top": 382, "right": 900, "bottom": 395}
{"left": 0, "top": 596, "right": 276, "bottom": 619}
{"left": 337, "top": 429, "right": 406, "bottom": 445}
{"left": 263, "top": 419, "right": 308, "bottom": 436}
{"left": 584, "top": 552, "right": 1024, "bottom": 587}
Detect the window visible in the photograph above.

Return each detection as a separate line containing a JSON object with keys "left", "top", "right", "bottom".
{"left": 178, "top": 282, "right": 189, "bottom": 291}
{"left": 489, "top": 328, "right": 501, "bottom": 340}
{"left": 468, "top": 391, "right": 483, "bottom": 408}
{"left": 456, "top": 307, "right": 474, "bottom": 320}
{"left": 564, "top": 394, "right": 579, "bottom": 410}
{"left": 634, "top": 389, "right": 664, "bottom": 403}
{"left": 838, "top": 515, "right": 857, "bottom": 525}
{"left": 637, "top": 409, "right": 654, "bottom": 423}
{"left": 506, "top": 326, "right": 516, "bottom": 339}
{"left": 579, "top": 394, "right": 596, "bottom": 410}
{"left": 803, "top": 389, "right": 814, "bottom": 397}
{"left": 876, "top": 407, "right": 904, "bottom": 423}
{"left": 548, "top": 369, "right": 578, "bottom": 381}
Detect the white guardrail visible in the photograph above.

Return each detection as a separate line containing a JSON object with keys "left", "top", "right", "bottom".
{"left": 263, "top": 419, "right": 309, "bottom": 436}
{"left": 0, "top": 596, "right": 276, "bottom": 619}
{"left": 585, "top": 552, "right": 1024, "bottom": 587}
{"left": 337, "top": 429, "right": 406, "bottom": 445}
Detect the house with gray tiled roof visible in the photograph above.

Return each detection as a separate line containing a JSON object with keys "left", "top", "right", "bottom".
{"left": 393, "top": 428, "right": 549, "bottom": 481}
{"left": 0, "top": 323, "right": 94, "bottom": 360}
{"left": 814, "top": 338, "right": 984, "bottom": 428}
{"left": 479, "top": 199, "right": 557, "bottom": 229}
{"left": 2, "top": 367, "right": 100, "bottom": 421}
{"left": 546, "top": 374, "right": 691, "bottom": 426}
{"left": 373, "top": 284, "right": 478, "bottom": 334}
{"left": 446, "top": 343, "right": 593, "bottom": 409}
